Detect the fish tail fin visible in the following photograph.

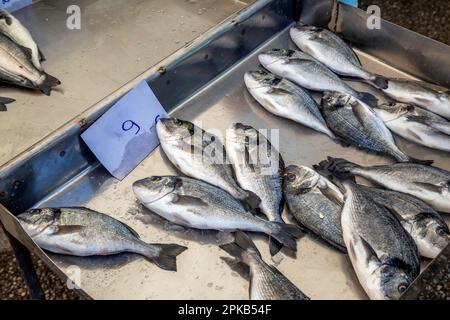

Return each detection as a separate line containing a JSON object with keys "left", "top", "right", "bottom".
{"left": 371, "top": 75, "right": 389, "bottom": 90}
{"left": 39, "top": 72, "right": 61, "bottom": 96}
{"left": 243, "top": 190, "right": 262, "bottom": 210}
{"left": 146, "top": 244, "right": 187, "bottom": 272}
{"left": 0, "top": 97, "right": 14, "bottom": 111}
{"left": 268, "top": 223, "right": 304, "bottom": 252}
{"left": 314, "top": 157, "right": 360, "bottom": 181}
{"left": 356, "top": 91, "right": 378, "bottom": 108}
{"left": 219, "top": 231, "right": 261, "bottom": 265}
{"left": 268, "top": 236, "right": 284, "bottom": 256}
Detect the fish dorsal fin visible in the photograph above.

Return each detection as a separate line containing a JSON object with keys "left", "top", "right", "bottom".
{"left": 0, "top": 11, "right": 12, "bottom": 26}
{"left": 413, "top": 182, "right": 443, "bottom": 193}
{"left": 171, "top": 194, "right": 209, "bottom": 207}
{"left": 52, "top": 225, "right": 85, "bottom": 236}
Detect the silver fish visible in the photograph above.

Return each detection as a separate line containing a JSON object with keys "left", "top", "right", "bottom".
{"left": 156, "top": 118, "right": 260, "bottom": 209}
{"left": 381, "top": 78, "right": 450, "bottom": 119}
{"left": 226, "top": 123, "right": 285, "bottom": 255}
{"left": 220, "top": 231, "right": 310, "bottom": 300}
{"left": 244, "top": 70, "right": 336, "bottom": 139}
{"left": 374, "top": 102, "right": 450, "bottom": 152}
{"left": 17, "top": 207, "right": 187, "bottom": 271}
{"left": 258, "top": 48, "right": 377, "bottom": 107}
{"left": 133, "top": 176, "right": 304, "bottom": 252}
{"left": 318, "top": 157, "right": 450, "bottom": 213}
{"left": 283, "top": 165, "right": 346, "bottom": 252}
{"left": 321, "top": 92, "right": 426, "bottom": 163}
{"left": 0, "top": 9, "right": 44, "bottom": 70}
{"left": 0, "top": 33, "right": 59, "bottom": 95}
{"left": 290, "top": 25, "right": 387, "bottom": 88}
{"left": 359, "top": 186, "right": 450, "bottom": 259}
{"left": 339, "top": 180, "right": 420, "bottom": 300}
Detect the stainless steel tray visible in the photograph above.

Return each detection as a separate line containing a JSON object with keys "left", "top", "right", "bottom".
{"left": 0, "top": 0, "right": 449, "bottom": 300}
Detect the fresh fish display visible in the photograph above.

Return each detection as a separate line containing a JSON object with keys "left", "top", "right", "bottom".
{"left": 358, "top": 185, "right": 450, "bottom": 259}
{"left": 226, "top": 123, "right": 285, "bottom": 255}
{"left": 244, "top": 70, "right": 336, "bottom": 139}
{"left": 290, "top": 25, "right": 387, "bottom": 88}
{"left": 220, "top": 231, "right": 310, "bottom": 300}
{"left": 283, "top": 165, "right": 346, "bottom": 252}
{"left": 18, "top": 207, "right": 187, "bottom": 271}
{"left": 338, "top": 179, "right": 420, "bottom": 300}
{"left": 0, "top": 96, "right": 14, "bottom": 111}
{"left": 133, "top": 176, "right": 304, "bottom": 252}
{"left": 0, "top": 33, "right": 59, "bottom": 95}
{"left": 381, "top": 78, "right": 450, "bottom": 119}
{"left": 156, "top": 118, "right": 260, "bottom": 209}
{"left": 318, "top": 157, "right": 450, "bottom": 213}
{"left": 321, "top": 92, "right": 427, "bottom": 163}
{"left": 258, "top": 49, "right": 377, "bottom": 107}
{"left": 0, "top": 9, "right": 44, "bottom": 70}
{"left": 374, "top": 102, "right": 450, "bottom": 152}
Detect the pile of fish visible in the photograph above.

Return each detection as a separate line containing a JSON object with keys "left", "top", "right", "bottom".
{"left": 0, "top": 10, "right": 60, "bottom": 111}
{"left": 17, "top": 24, "right": 450, "bottom": 301}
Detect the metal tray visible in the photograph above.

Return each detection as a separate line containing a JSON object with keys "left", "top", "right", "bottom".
{"left": 0, "top": 0, "right": 449, "bottom": 300}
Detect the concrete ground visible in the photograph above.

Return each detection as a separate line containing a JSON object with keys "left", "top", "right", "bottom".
{"left": 1, "top": 0, "right": 449, "bottom": 300}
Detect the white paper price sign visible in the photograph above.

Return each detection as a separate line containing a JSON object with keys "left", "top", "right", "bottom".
{"left": 81, "top": 81, "right": 167, "bottom": 180}
{"left": 0, "top": 0, "right": 33, "bottom": 12}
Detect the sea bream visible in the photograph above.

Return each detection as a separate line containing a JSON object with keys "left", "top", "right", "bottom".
{"left": 133, "top": 176, "right": 304, "bottom": 252}
{"left": 374, "top": 102, "right": 450, "bottom": 153}
{"left": 321, "top": 92, "right": 428, "bottom": 163}
{"left": 337, "top": 179, "right": 420, "bottom": 300}
{"left": 226, "top": 123, "right": 285, "bottom": 255}
{"left": 0, "top": 33, "right": 59, "bottom": 95}
{"left": 283, "top": 165, "right": 346, "bottom": 252}
{"left": 156, "top": 118, "right": 260, "bottom": 209}
{"left": 258, "top": 49, "right": 377, "bottom": 107}
{"left": 358, "top": 186, "right": 450, "bottom": 259}
{"left": 381, "top": 78, "right": 450, "bottom": 119}
{"left": 244, "top": 70, "right": 336, "bottom": 139}
{"left": 290, "top": 25, "right": 387, "bottom": 88}
{"left": 18, "top": 207, "right": 187, "bottom": 271}
{"left": 319, "top": 157, "right": 450, "bottom": 213}
{"left": 0, "top": 9, "right": 44, "bottom": 70}
{"left": 220, "top": 231, "right": 310, "bottom": 300}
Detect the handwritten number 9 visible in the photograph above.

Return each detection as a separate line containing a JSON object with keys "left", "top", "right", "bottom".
{"left": 122, "top": 120, "right": 141, "bottom": 135}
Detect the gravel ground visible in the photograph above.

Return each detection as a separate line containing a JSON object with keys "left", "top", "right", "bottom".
{"left": 359, "top": 0, "right": 450, "bottom": 45}
{"left": 1, "top": 0, "right": 449, "bottom": 301}
{"left": 0, "top": 250, "right": 79, "bottom": 300}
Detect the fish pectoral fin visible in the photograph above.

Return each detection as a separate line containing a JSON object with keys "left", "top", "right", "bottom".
{"left": 357, "top": 236, "right": 382, "bottom": 267}
{"left": 171, "top": 194, "right": 209, "bottom": 207}
{"left": 17, "top": 45, "right": 34, "bottom": 61}
{"left": 351, "top": 102, "right": 370, "bottom": 127}
{"left": 38, "top": 47, "right": 46, "bottom": 62}
{"left": 53, "top": 225, "right": 85, "bottom": 236}
{"left": 267, "top": 87, "right": 292, "bottom": 96}
{"left": 117, "top": 221, "right": 141, "bottom": 239}
{"left": 405, "top": 128, "right": 424, "bottom": 142}
{"left": 413, "top": 182, "right": 443, "bottom": 193}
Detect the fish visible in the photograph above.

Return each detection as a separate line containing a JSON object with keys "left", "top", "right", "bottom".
{"left": 0, "top": 9, "right": 44, "bottom": 70}
{"left": 358, "top": 186, "right": 450, "bottom": 259}
{"left": 226, "top": 123, "right": 285, "bottom": 255}
{"left": 156, "top": 118, "right": 261, "bottom": 209}
{"left": 374, "top": 102, "right": 450, "bottom": 152}
{"left": 0, "top": 96, "right": 14, "bottom": 111}
{"left": 17, "top": 207, "right": 187, "bottom": 271}
{"left": 258, "top": 48, "right": 378, "bottom": 107}
{"left": 0, "top": 33, "right": 60, "bottom": 95}
{"left": 133, "top": 176, "right": 304, "bottom": 252}
{"left": 220, "top": 231, "right": 310, "bottom": 300}
{"left": 283, "top": 165, "right": 346, "bottom": 252}
{"left": 244, "top": 70, "right": 336, "bottom": 139}
{"left": 321, "top": 92, "right": 429, "bottom": 163}
{"left": 317, "top": 157, "right": 450, "bottom": 213}
{"left": 290, "top": 25, "right": 387, "bottom": 88}
{"left": 337, "top": 178, "right": 420, "bottom": 300}
{"left": 380, "top": 78, "right": 450, "bottom": 119}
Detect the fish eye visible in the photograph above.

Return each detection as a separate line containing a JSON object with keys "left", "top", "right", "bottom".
{"left": 29, "top": 209, "right": 41, "bottom": 215}
{"left": 287, "top": 174, "right": 296, "bottom": 182}
{"left": 436, "top": 227, "right": 447, "bottom": 237}
{"left": 174, "top": 119, "right": 183, "bottom": 126}
{"left": 398, "top": 284, "right": 408, "bottom": 294}
{"left": 150, "top": 176, "right": 162, "bottom": 182}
